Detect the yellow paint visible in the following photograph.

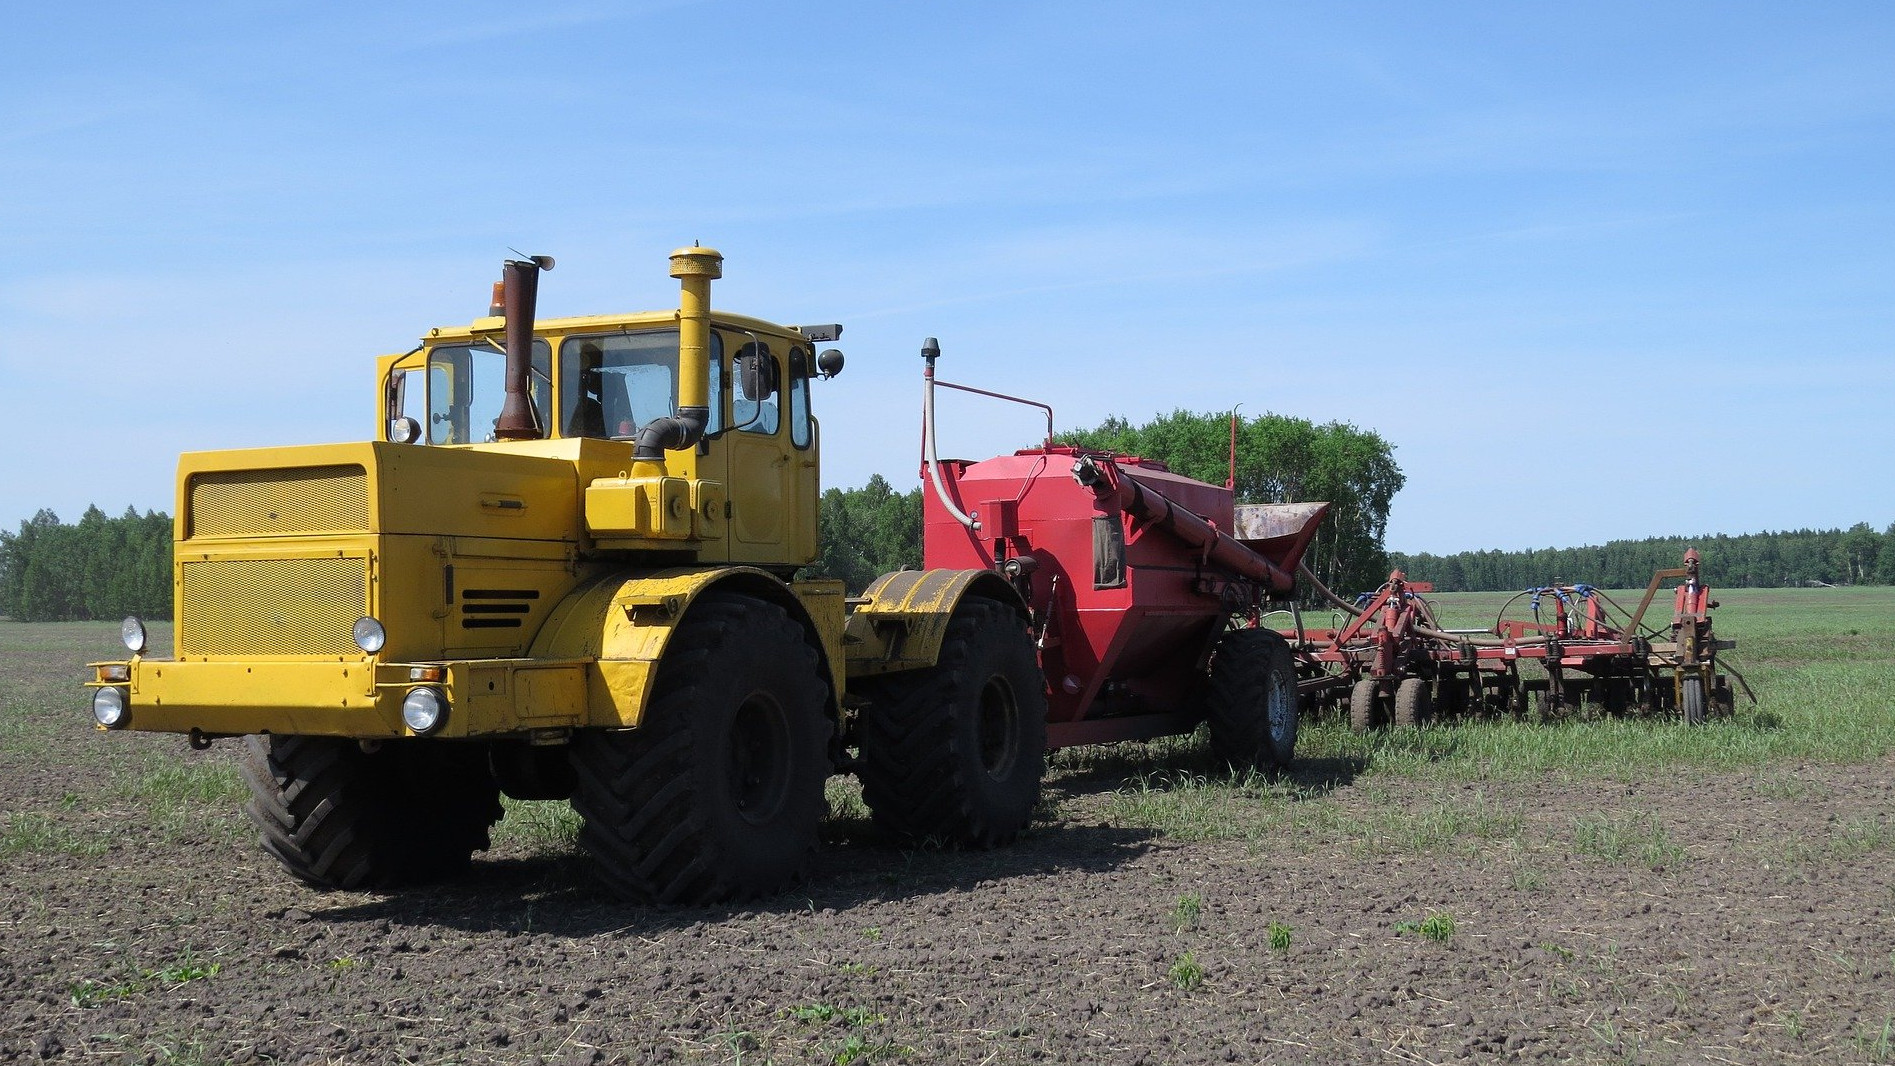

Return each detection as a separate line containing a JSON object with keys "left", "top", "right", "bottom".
{"left": 94, "top": 248, "right": 971, "bottom": 745}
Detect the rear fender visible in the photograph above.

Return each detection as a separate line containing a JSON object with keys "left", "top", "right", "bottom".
{"left": 843, "top": 568, "right": 1026, "bottom": 679}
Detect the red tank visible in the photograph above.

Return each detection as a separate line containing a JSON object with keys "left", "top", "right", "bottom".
{"left": 923, "top": 444, "right": 1326, "bottom": 748}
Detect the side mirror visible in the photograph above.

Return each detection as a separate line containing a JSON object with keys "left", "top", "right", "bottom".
{"left": 817, "top": 349, "right": 844, "bottom": 379}
{"left": 737, "top": 351, "right": 778, "bottom": 401}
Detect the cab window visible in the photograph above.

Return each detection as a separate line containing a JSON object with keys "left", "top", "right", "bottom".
{"left": 788, "top": 347, "right": 812, "bottom": 449}
{"left": 559, "top": 330, "right": 722, "bottom": 439}
{"left": 424, "top": 341, "right": 550, "bottom": 444}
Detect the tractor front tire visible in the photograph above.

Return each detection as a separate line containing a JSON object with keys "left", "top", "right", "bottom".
{"left": 1203, "top": 628, "right": 1299, "bottom": 773}
{"left": 240, "top": 735, "right": 501, "bottom": 890}
{"left": 570, "top": 593, "right": 831, "bottom": 904}
{"left": 1349, "top": 677, "right": 1381, "bottom": 733}
{"left": 858, "top": 599, "right": 1047, "bottom": 848}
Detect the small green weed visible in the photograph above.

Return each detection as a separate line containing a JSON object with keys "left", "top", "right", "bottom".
{"left": 836, "top": 961, "right": 875, "bottom": 975}
{"left": 1168, "top": 951, "right": 1205, "bottom": 991}
{"left": 326, "top": 956, "right": 357, "bottom": 972}
{"left": 0, "top": 812, "right": 109, "bottom": 859}
{"left": 861, "top": 926, "right": 882, "bottom": 941}
{"left": 1268, "top": 921, "right": 1292, "bottom": 952}
{"left": 1573, "top": 811, "right": 1687, "bottom": 868}
{"left": 1394, "top": 912, "right": 1456, "bottom": 942}
{"left": 1541, "top": 942, "right": 1575, "bottom": 961}
{"left": 146, "top": 950, "right": 221, "bottom": 986}
{"left": 1858, "top": 1017, "right": 1895, "bottom": 1063}
{"left": 1170, "top": 892, "right": 1202, "bottom": 932}
{"left": 831, "top": 1033, "right": 906, "bottom": 1066}
{"left": 69, "top": 976, "right": 141, "bottom": 1008}
{"left": 791, "top": 1003, "right": 840, "bottom": 1023}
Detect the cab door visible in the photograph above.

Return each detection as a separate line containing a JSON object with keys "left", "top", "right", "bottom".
{"left": 724, "top": 339, "right": 795, "bottom": 565}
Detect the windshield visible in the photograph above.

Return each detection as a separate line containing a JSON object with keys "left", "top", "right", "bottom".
{"left": 560, "top": 329, "right": 722, "bottom": 439}
{"left": 425, "top": 341, "right": 551, "bottom": 444}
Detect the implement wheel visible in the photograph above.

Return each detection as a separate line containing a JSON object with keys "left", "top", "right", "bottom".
{"left": 1394, "top": 677, "right": 1431, "bottom": 729}
{"left": 858, "top": 598, "right": 1047, "bottom": 848}
{"left": 1203, "top": 628, "right": 1299, "bottom": 774}
{"left": 1681, "top": 674, "right": 1706, "bottom": 726}
{"left": 241, "top": 735, "right": 501, "bottom": 890}
{"left": 1349, "top": 677, "right": 1381, "bottom": 734}
{"left": 570, "top": 592, "right": 831, "bottom": 904}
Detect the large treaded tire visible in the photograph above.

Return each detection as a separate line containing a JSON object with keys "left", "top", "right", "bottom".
{"left": 240, "top": 735, "right": 501, "bottom": 890}
{"left": 569, "top": 593, "right": 831, "bottom": 904}
{"left": 1349, "top": 677, "right": 1381, "bottom": 734}
{"left": 1203, "top": 628, "right": 1298, "bottom": 773}
{"left": 857, "top": 599, "right": 1047, "bottom": 848}
{"left": 1393, "top": 677, "right": 1431, "bottom": 729}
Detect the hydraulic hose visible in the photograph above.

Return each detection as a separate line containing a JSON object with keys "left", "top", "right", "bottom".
{"left": 1294, "top": 562, "right": 1553, "bottom": 648}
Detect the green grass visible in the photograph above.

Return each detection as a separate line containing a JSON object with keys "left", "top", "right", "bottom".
{"left": 1167, "top": 951, "right": 1205, "bottom": 991}
{"left": 1394, "top": 912, "right": 1456, "bottom": 942}
{"left": 1170, "top": 892, "right": 1202, "bottom": 932}
{"left": 1573, "top": 810, "right": 1689, "bottom": 868}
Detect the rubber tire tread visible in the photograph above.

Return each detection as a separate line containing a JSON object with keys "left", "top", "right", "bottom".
{"left": 240, "top": 734, "right": 501, "bottom": 890}
{"left": 857, "top": 599, "right": 1047, "bottom": 848}
{"left": 1681, "top": 675, "right": 1706, "bottom": 726}
{"left": 1203, "top": 628, "right": 1298, "bottom": 773}
{"left": 1393, "top": 677, "right": 1431, "bottom": 729}
{"left": 569, "top": 593, "right": 831, "bottom": 904}
{"left": 1349, "top": 677, "right": 1380, "bottom": 734}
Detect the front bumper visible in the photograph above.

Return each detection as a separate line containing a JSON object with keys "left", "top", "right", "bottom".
{"left": 85, "top": 656, "right": 599, "bottom": 739}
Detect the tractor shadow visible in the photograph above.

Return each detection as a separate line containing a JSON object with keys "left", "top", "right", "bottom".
{"left": 313, "top": 737, "right": 1362, "bottom": 937}
{"left": 310, "top": 819, "right": 1160, "bottom": 938}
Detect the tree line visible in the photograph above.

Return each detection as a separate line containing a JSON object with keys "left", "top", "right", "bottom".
{"left": 0, "top": 507, "right": 173, "bottom": 622}
{"left": 1391, "top": 522, "right": 1895, "bottom": 592}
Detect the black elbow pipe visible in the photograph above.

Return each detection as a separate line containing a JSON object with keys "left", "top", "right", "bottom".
{"left": 632, "top": 405, "right": 709, "bottom": 461}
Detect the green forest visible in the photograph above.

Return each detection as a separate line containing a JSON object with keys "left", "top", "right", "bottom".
{"left": 1391, "top": 521, "right": 1895, "bottom": 593}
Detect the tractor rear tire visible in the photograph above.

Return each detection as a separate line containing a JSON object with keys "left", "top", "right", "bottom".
{"left": 1394, "top": 677, "right": 1431, "bottom": 729}
{"left": 858, "top": 599, "right": 1047, "bottom": 848}
{"left": 570, "top": 592, "right": 831, "bottom": 904}
{"left": 1349, "top": 677, "right": 1381, "bottom": 733}
{"left": 1203, "top": 628, "right": 1299, "bottom": 774}
{"left": 1681, "top": 675, "right": 1706, "bottom": 726}
{"left": 240, "top": 735, "right": 501, "bottom": 890}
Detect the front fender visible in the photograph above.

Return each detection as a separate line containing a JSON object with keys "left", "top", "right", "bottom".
{"left": 532, "top": 566, "right": 842, "bottom": 730}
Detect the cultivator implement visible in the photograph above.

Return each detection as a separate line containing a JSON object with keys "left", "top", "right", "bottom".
{"left": 1279, "top": 549, "right": 1752, "bottom": 729}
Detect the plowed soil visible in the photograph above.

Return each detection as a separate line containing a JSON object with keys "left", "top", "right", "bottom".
{"left": 5, "top": 630, "right": 1894, "bottom": 1065}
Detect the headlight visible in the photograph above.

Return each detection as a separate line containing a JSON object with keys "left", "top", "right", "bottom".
{"left": 351, "top": 616, "right": 387, "bottom": 654}
{"left": 121, "top": 616, "right": 148, "bottom": 655}
{"left": 92, "top": 686, "right": 129, "bottom": 729}
{"left": 402, "top": 686, "right": 447, "bottom": 734}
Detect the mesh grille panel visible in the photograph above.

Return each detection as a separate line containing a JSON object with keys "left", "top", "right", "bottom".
{"left": 189, "top": 465, "right": 369, "bottom": 538}
{"left": 178, "top": 557, "right": 367, "bottom": 656}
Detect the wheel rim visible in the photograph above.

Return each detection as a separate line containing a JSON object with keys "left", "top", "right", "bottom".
{"left": 1266, "top": 672, "right": 1296, "bottom": 748}
{"left": 976, "top": 676, "right": 1021, "bottom": 780}
{"left": 728, "top": 693, "right": 794, "bottom": 825}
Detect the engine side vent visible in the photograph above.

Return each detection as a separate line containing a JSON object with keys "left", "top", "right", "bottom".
{"left": 460, "top": 589, "right": 539, "bottom": 630}
{"left": 189, "top": 465, "right": 370, "bottom": 538}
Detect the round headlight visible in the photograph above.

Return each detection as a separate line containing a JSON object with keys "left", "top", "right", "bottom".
{"left": 92, "top": 686, "right": 129, "bottom": 729}
{"left": 402, "top": 686, "right": 447, "bottom": 734}
{"left": 351, "top": 616, "right": 387, "bottom": 654}
{"left": 121, "top": 616, "right": 148, "bottom": 655}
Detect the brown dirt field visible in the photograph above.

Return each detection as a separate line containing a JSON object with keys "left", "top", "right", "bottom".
{"left": 5, "top": 631, "right": 1894, "bottom": 1065}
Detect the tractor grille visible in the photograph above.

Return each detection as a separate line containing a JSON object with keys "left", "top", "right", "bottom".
{"left": 177, "top": 556, "right": 367, "bottom": 656}
{"left": 188, "top": 465, "right": 369, "bottom": 538}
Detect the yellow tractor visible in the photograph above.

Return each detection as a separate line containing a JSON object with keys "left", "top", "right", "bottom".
{"left": 85, "top": 248, "right": 1043, "bottom": 903}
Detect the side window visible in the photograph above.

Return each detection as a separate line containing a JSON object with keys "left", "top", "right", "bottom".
{"left": 788, "top": 348, "right": 811, "bottom": 449}
{"left": 732, "top": 341, "right": 781, "bottom": 436}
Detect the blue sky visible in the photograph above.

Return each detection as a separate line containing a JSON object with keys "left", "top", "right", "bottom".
{"left": 3, "top": 2, "right": 1890, "bottom": 554}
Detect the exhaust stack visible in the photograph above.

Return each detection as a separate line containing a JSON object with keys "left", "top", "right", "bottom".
{"left": 495, "top": 255, "right": 553, "bottom": 441}
{"left": 632, "top": 246, "right": 722, "bottom": 461}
